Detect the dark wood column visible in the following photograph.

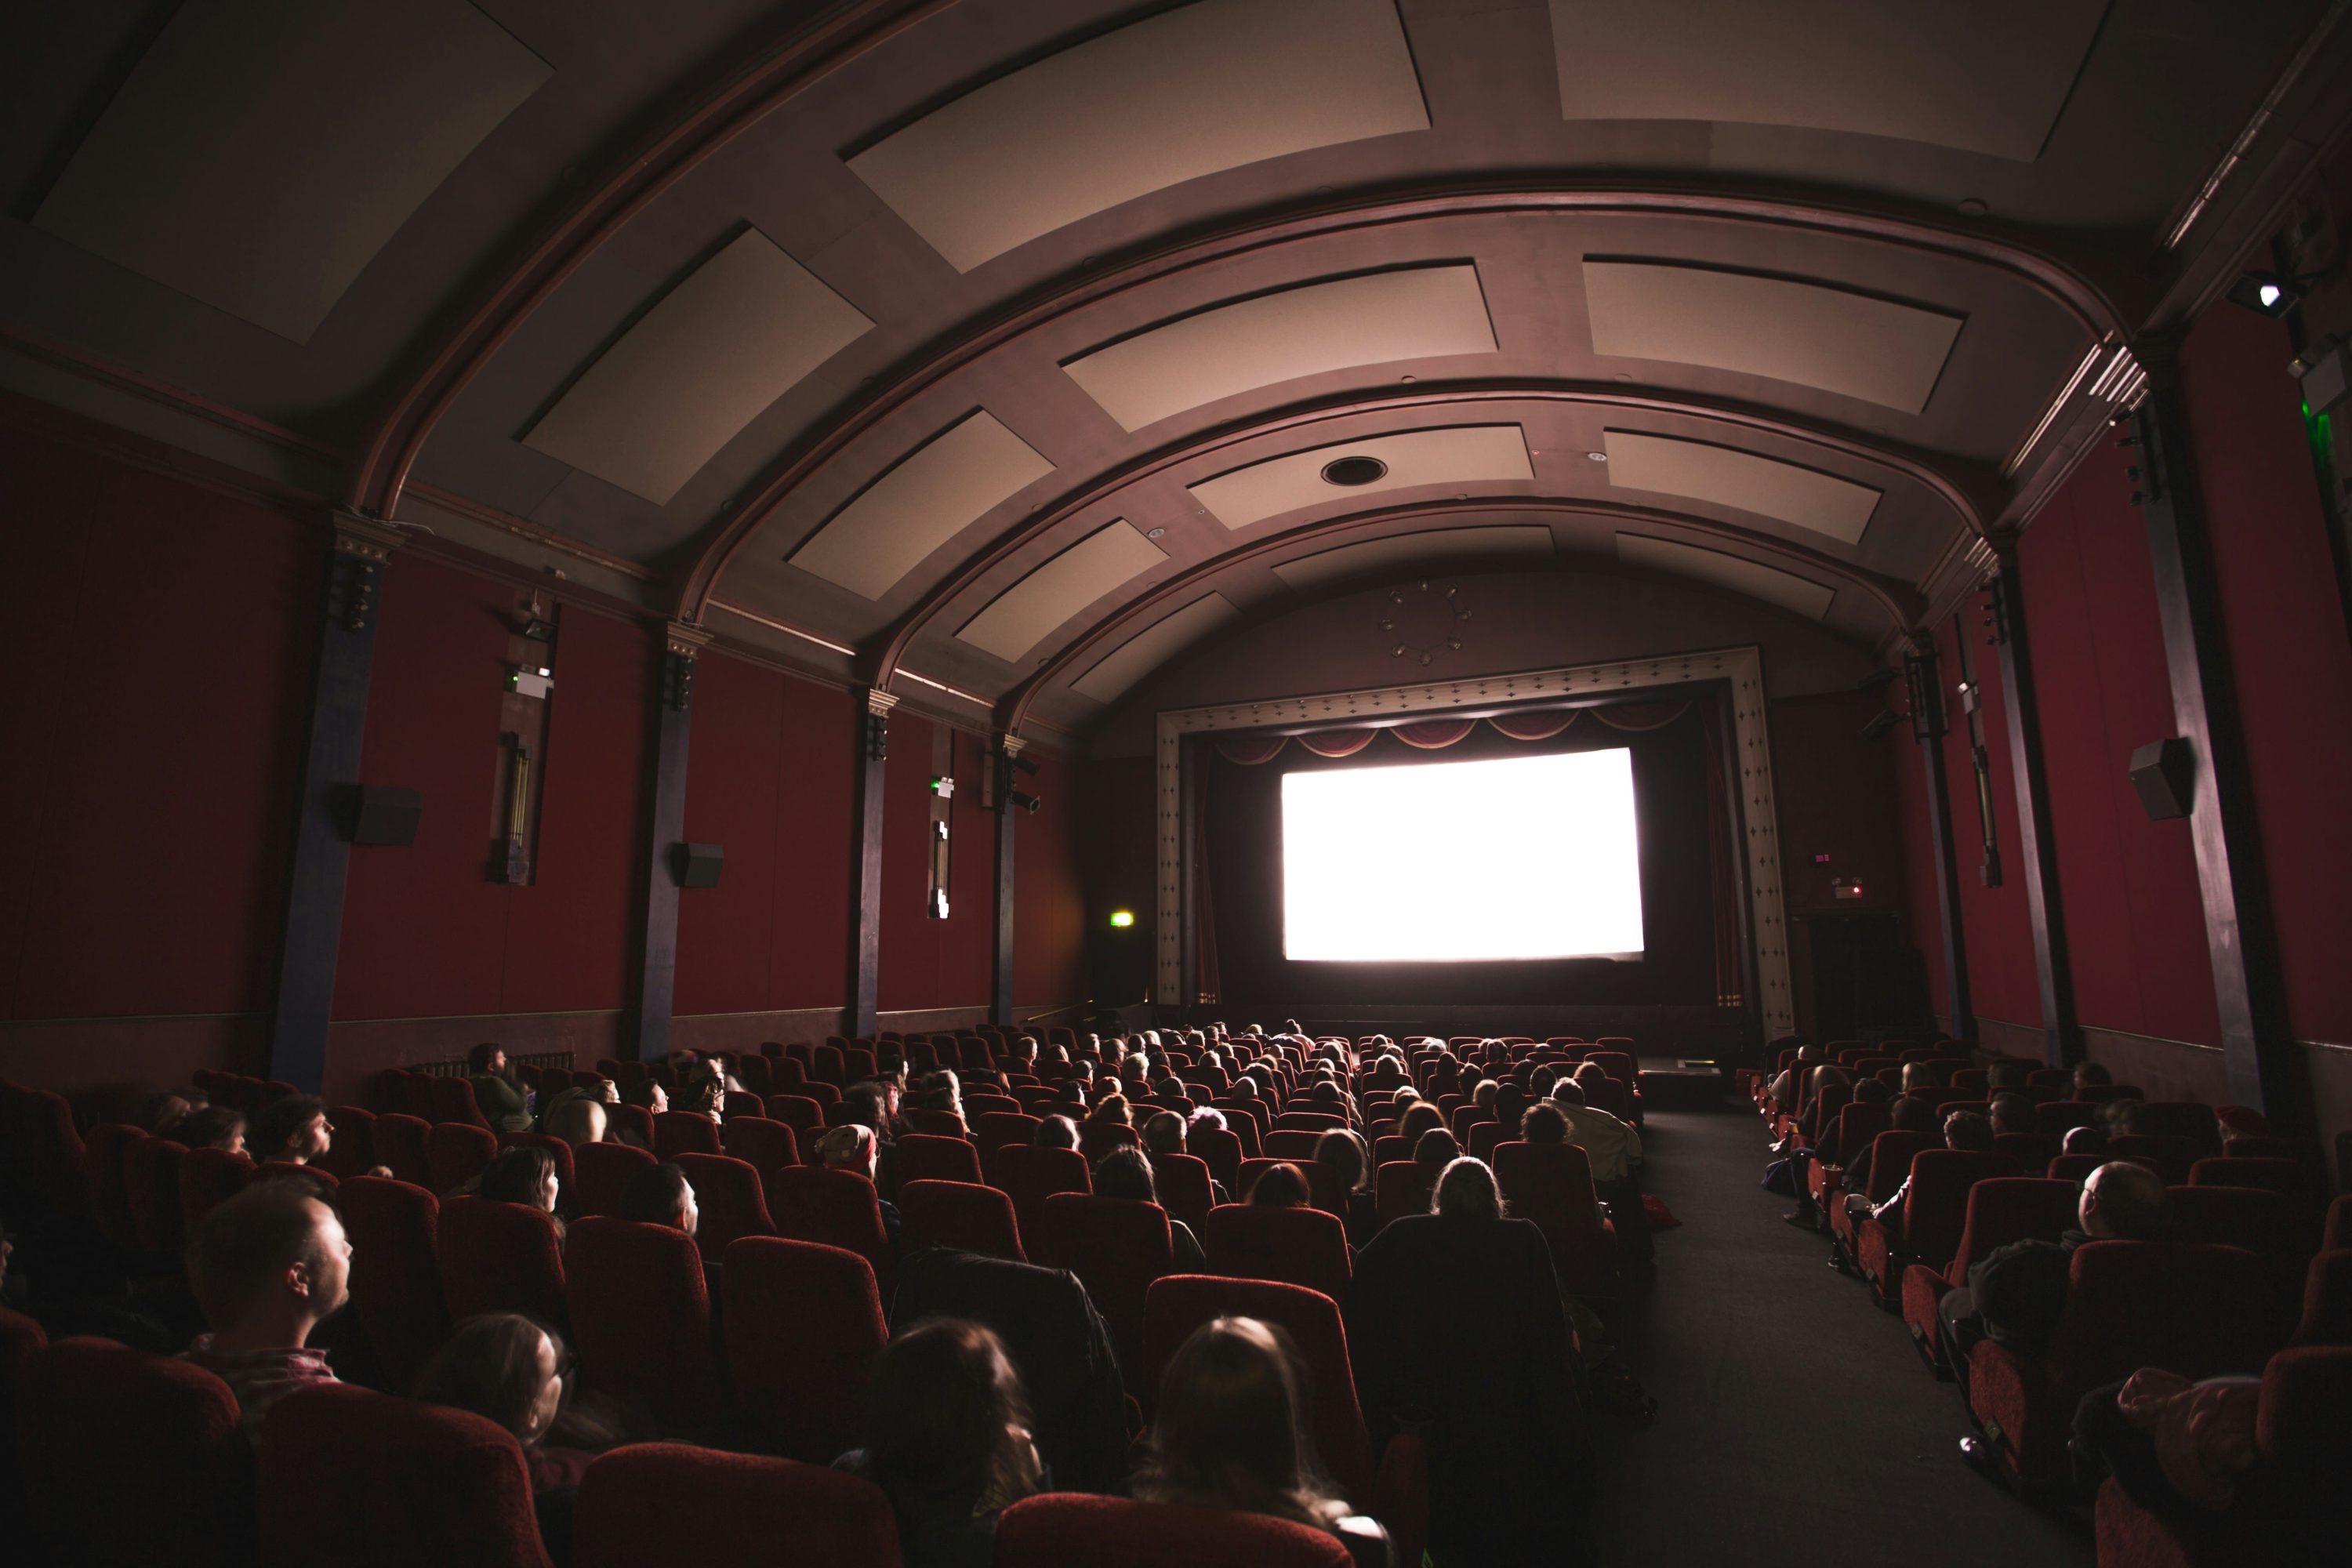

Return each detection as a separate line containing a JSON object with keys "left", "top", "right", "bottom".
{"left": 633, "top": 621, "right": 706, "bottom": 1063}
{"left": 848, "top": 688, "right": 894, "bottom": 1040}
{"left": 1176, "top": 735, "right": 1200, "bottom": 1026}
{"left": 2132, "top": 354, "right": 2303, "bottom": 1119}
{"left": 989, "top": 734, "right": 1022, "bottom": 1028}
{"left": 1988, "top": 554, "right": 2081, "bottom": 1065}
{"left": 1906, "top": 643, "right": 1975, "bottom": 1043}
{"left": 268, "top": 512, "right": 401, "bottom": 1093}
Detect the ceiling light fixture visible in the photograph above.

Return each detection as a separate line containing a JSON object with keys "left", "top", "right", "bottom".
{"left": 1585, "top": 451, "right": 1608, "bottom": 462}
{"left": 1320, "top": 456, "right": 1389, "bottom": 486}
{"left": 1145, "top": 525, "right": 1167, "bottom": 538}
{"left": 2227, "top": 272, "right": 2298, "bottom": 317}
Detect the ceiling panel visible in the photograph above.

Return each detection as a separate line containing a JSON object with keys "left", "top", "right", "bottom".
{"left": 1190, "top": 424, "right": 1534, "bottom": 530}
{"left": 957, "top": 521, "right": 1169, "bottom": 663}
{"left": 789, "top": 412, "right": 1053, "bottom": 600}
{"left": 1616, "top": 532, "right": 1835, "bottom": 619}
{"left": 1584, "top": 260, "right": 1962, "bottom": 413}
{"left": 1601, "top": 430, "right": 1880, "bottom": 545}
{"left": 34, "top": 0, "right": 549, "bottom": 342}
{"left": 1272, "top": 523, "right": 1555, "bottom": 592}
{"left": 1071, "top": 591, "right": 1244, "bottom": 704}
{"left": 1550, "top": 0, "right": 2106, "bottom": 162}
{"left": 1065, "top": 265, "right": 1497, "bottom": 431}
{"left": 848, "top": 0, "right": 1427, "bottom": 271}
{"left": 523, "top": 229, "right": 873, "bottom": 504}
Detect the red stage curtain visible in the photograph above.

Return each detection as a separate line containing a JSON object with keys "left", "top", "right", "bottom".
{"left": 1393, "top": 720, "right": 1476, "bottom": 750}
{"left": 1699, "top": 700, "right": 1743, "bottom": 1007}
{"left": 1295, "top": 729, "right": 1376, "bottom": 758}
{"left": 1212, "top": 735, "right": 1287, "bottom": 765}
{"left": 1591, "top": 700, "right": 1690, "bottom": 731}
{"left": 1486, "top": 710, "right": 1577, "bottom": 741}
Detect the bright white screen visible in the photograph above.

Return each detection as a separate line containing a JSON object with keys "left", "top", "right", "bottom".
{"left": 1282, "top": 749, "right": 1644, "bottom": 962}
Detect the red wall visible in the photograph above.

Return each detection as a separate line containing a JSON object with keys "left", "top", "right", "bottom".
{"left": 1013, "top": 749, "right": 1087, "bottom": 1009}
{"left": 1937, "top": 613, "right": 2043, "bottom": 1029}
{"left": 1891, "top": 707, "right": 1951, "bottom": 1022}
{"left": 0, "top": 425, "right": 314, "bottom": 1089}
{"left": 1769, "top": 691, "right": 1911, "bottom": 1037}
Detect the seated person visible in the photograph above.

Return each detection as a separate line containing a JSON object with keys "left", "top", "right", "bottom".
{"left": 181, "top": 1181, "right": 348, "bottom": 1438}
{"left": 248, "top": 1094, "right": 335, "bottom": 1167}
{"left": 2074, "top": 1061, "right": 2113, "bottom": 1094}
{"left": 466, "top": 1044, "right": 534, "bottom": 1133}
{"left": 2063, "top": 1123, "right": 2110, "bottom": 1156}
{"left": 818, "top": 1123, "right": 900, "bottom": 1244}
{"left": 616, "top": 1079, "right": 666, "bottom": 1145}
{"left": 1245, "top": 1162, "right": 1312, "bottom": 1209}
{"left": 1094, "top": 1147, "right": 1203, "bottom": 1270}
{"left": 181, "top": 1105, "right": 249, "bottom": 1156}
{"left": 1034, "top": 1115, "right": 1080, "bottom": 1151}
{"left": 836, "top": 1319, "right": 1043, "bottom": 1568}
{"left": 1861, "top": 1109, "right": 1997, "bottom": 1221}
{"left": 1838, "top": 1094, "right": 1940, "bottom": 1224}
{"left": 1313, "top": 1130, "right": 1378, "bottom": 1248}
{"left": 1552, "top": 1083, "right": 1652, "bottom": 1259}
{"left": 543, "top": 1097, "right": 608, "bottom": 1149}
{"left": 414, "top": 1312, "right": 612, "bottom": 1567}
{"left": 617, "top": 1162, "right": 699, "bottom": 1237}
{"left": 1990, "top": 1093, "right": 2036, "bottom": 1138}
{"left": 1412, "top": 1127, "right": 1459, "bottom": 1179}
{"left": 1940, "top": 1160, "right": 2165, "bottom": 1372}
{"left": 1765, "top": 1044, "right": 1825, "bottom": 1109}
{"left": 477, "top": 1146, "right": 566, "bottom": 1244}
{"left": 1131, "top": 1316, "right": 1389, "bottom": 1568}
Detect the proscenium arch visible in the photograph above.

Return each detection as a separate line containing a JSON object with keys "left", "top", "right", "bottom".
{"left": 996, "top": 495, "right": 1928, "bottom": 734}
{"left": 865, "top": 379, "right": 1992, "bottom": 689}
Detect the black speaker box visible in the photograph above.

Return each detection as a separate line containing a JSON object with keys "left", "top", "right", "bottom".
{"left": 673, "top": 841, "right": 724, "bottom": 888}
{"left": 2128, "top": 738, "right": 2195, "bottom": 821}
{"left": 336, "top": 784, "right": 422, "bottom": 846}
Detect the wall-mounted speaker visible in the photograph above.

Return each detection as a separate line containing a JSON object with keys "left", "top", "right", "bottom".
{"left": 336, "top": 784, "right": 422, "bottom": 846}
{"left": 672, "top": 841, "right": 724, "bottom": 888}
{"left": 2128, "top": 738, "right": 2195, "bottom": 821}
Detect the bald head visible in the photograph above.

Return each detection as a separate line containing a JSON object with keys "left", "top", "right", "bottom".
{"left": 2082, "top": 1160, "right": 2166, "bottom": 1240}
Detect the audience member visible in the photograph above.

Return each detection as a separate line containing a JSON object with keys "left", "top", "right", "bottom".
{"left": 467, "top": 1044, "right": 533, "bottom": 1133}
{"left": 543, "top": 1097, "right": 608, "bottom": 1149}
{"left": 181, "top": 1105, "right": 249, "bottom": 1156}
{"left": 1142, "top": 1110, "right": 1187, "bottom": 1158}
{"left": 819, "top": 1123, "right": 902, "bottom": 1243}
{"left": 2063, "top": 1123, "right": 2110, "bottom": 1156}
{"left": 1034, "top": 1115, "right": 1080, "bottom": 1151}
{"left": 2074, "top": 1062, "right": 2113, "bottom": 1093}
{"left": 1940, "top": 1160, "right": 2167, "bottom": 1374}
{"left": 248, "top": 1094, "right": 333, "bottom": 1167}
{"left": 414, "top": 1312, "right": 604, "bottom": 1566}
{"left": 618, "top": 1162, "right": 698, "bottom": 1236}
{"left": 479, "top": 1146, "right": 566, "bottom": 1243}
{"left": 1245, "top": 1161, "right": 1311, "bottom": 1209}
{"left": 1838, "top": 1094, "right": 1938, "bottom": 1214}
{"left": 1552, "top": 1080, "right": 1653, "bottom": 1262}
{"left": 1989, "top": 1094, "right": 2034, "bottom": 1138}
{"left": 1313, "top": 1129, "right": 1378, "bottom": 1247}
{"left": 1094, "top": 1147, "right": 1203, "bottom": 1270}
{"left": 1412, "top": 1127, "right": 1460, "bottom": 1178}
{"left": 837, "top": 1319, "right": 1042, "bottom": 1568}
{"left": 181, "top": 1181, "right": 349, "bottom": 1438}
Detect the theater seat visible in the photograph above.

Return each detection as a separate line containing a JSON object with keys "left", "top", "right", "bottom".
{"left": 996, "top": 1144, "right": 1091, "bottom": 1238}
{"left": 566, "top": 1217, "right": 724, "bottom": 1436}
{"left": 2165, "top": 1185, "right": 2308, "bottom": 1340}
{"left": 572, "top": 1140, "right": 655, "bottom": 1218}
{"left": 572, "top": 1443, "right": 898, "bottom": 1568}
{"left": 1152, "top": 1151, "right": 1218, "bottom": 1234}
{"left": 1831, "top": 1131, "right": 1937, "bottom": 1252}
{"left": 125, "top": 1134, "right": 188, "bottom": 1255}
{"left": 370, "top": 1112, "right": 433, "bottom": 1188}
{"left": 993, "top": 1494, "right": 1352, "bottom": 1567}
{"left": 1493, "top": 1141, "right": 1618, "bottom": 1300}
{"left": 898, "top": 1178, "right": 1025, "bottom": 1262}
{"left": 1856, "top": 1150, "right": 2014, "bottom": 1308}
{"left": 1201, "top": 1203, "right": 1352, "bottom": 1302}
{"left": 673, "top": 1152, "right": 775, "bottom": 1259}
{"left": 20, "top": 1337, "right": 249, "bottom": 1564}
{"left": 766, "top": 1165, "right": 896, "bottom": 1298}
{"left": 258, "top": 1382, "right": 549, "bottom": 1568}
{"left": 83, "top": 1122, "right": 146, "bottom": 1253}
{"left": 1036, "top": 1193, "right": 1175, "bottom": 1392}
{"left": 437, "top": 1196, "right": 567, "bottom": 1327}
{"left": 720, "top": 1115, "right": 798, "bottom": 1176}
{"left": 723, "top": 1237, "right": 887, "bottom": 1462}
{"left": 652, "top": 1111, "right": 722, "bottom": 1161}
{"left": 0, "top": 1304, "right": 43, "bottom": 1502}
{"left": 896, "top": 1132, "right": 983, "bottom": 1185}
{"left": 179, "top": 1145, "right": 255, "bottom": 1235}
{"left": 426, "top": 1122, "right": 498, "bottom": 1193}
{"left": 2293, "top": 1249, "right": 2352, "bottom": 1346}
{"left": 339, "top": 1176, "right": 451, "bottom": 1395}
{"left": 426, "top": 1074, "right": 490, "bottom": 1130}
{"left": 1900, "top": 1178, "right": 2078, "bottom": 1372}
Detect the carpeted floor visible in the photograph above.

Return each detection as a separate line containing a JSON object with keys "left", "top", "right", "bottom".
{"left": 1584, "top": 1104, "right": 2093, "bottom": 1565}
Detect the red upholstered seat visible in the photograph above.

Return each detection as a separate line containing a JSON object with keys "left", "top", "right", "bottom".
{"left": 426, "top": 1074, "right": 489, "bottom": 1129}
{"left": 495, "top": 1131, "right": 576, "bottom": 1195}
{"left": 437, "top": 1196, "right": 567, "bottom": 1326}
{"left": 605, "top": 1102, "right": 656, "bottom": 1147}
{"left": 565, "top": 1217, "right": 723, "bottom": 1436}
{"left": 1080, "top": 1120, "right": 1141, "bottom": 1163}
{"left": 1831, "top": 1131, "right": 1937, "bottom": 1250}
{"left": 1152, "top": 1151, "right": 1218, "bottom": 1234}
{"left": 997, "top": 1143, "right": 1092, "bottom": 1237}
{"left": 723, "top": 1236, "right": 887, "bottom": 1461}
{"left": 2328, "top": 1193, "right": 2352, "bottom": 1254}
{"left": 572, "top": 1139, "right": 655, "bottom": 1218}
{"left": 2032, "top": 1100, "right": 2099, "bottom": 1141}
{"left": 572, "top": 1443, "right": 898, "bottom": 1568}
{"left": 2130, "top": 1102, "right": 2223, "bottom": 1155}
{"left": 0, "top": 1304, "right": 44, "bottom": 1490}
{"left": 2191, "top": 1155, "right": 2320, "bottom": 1209}
{"left": 1967, "top": 1241, "right": 2280, "bottom": 1487}
{"left": 84, "top": 1122, "right": 147, "bottom": 1251}
{"left": 994, "top": 1494, "right": 1352, "bottom": 1567}
{"left": 1900, "top": 1178, "right": 2080, "bottom": 1370}
{"left": 1856, "top": 1149, "right": 2015, "bottom": 1307}
{"left": 125, "top": 1134, "right": 188, "bottom": 1254}
{"left": 1493, "top": 1141, "right": 1618, "bottom": 1299}
{"left": 1188, "top": 1124, "right": 1243, "bottom": 1193}
{"left": 2294, "top": 1248, "right": 2352, "bottom": 1346}
{"left": 766, "top": 1165, "right": 896, "bottom": 1296}
{"left": 1201, "top": 1203, "right": 1352, "bottom": 1301}
{"left": 720, "top": 1115, "right": 799, "bottom": 1175}
{"left": 899, "top": 1178, "right": 1026, "bottom": 1262}
{"left": 1810, "top": 1103, "right": 1892, "bottom": 1201}
{"left": 370, "top": 1112, "right": 433, "bottom": 1188}
{"left": 426, "top": 1121, "right": 498, "bottom": 1193}
{"left": 906, "top": 1108, "right": 970, "bottom": 1138}
{"left": 9, "top": 1087, "right": 91, "bottom": 1220}
{"left": 1036, "top": 1193, "right": 1175, "bottom": 1390}
{"left": 2105, "top": 1134, "right": 2200, "bottom": 1185}
{"left": 1276, "top": 1110, "right": 1346, "bottom": 1133}
{"left": 897, "top": 1131, "right": 984, "bottom": 1185}
{"left": 1375, "top": 1161, "right": 1435, "bottom": 1229}
{"left": 764, "top": 1094, "right": 825, "bottom": 1142}
{"left": 179, "top": 1145, "right": 256, "bottom": 1235}
{"left": 2165, "top": 1184, "right": 2310, "bottom": 1336}
{"left": 974, "top": 1110, "right": 1042, "bottom": 1155}
{"left": 339, "top": 1176, "right": 450, "bottom": 1394}
{"left": 256, "top": 1160, "right": 339, "bottom": 1196}
{"left": 652, "top": 1110, "right": 723, "bottom": 1162}
{"left": 18, "top": 1336, "right": 249, "bottom": 1566}
{"left": 258, "top": 1382, "right": 550, "bottom": 1568}
{"left": 673, "top": 1152, "right": 775, "bottom": 1259}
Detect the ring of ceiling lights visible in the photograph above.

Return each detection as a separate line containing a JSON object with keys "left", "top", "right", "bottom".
{"left": 997, "top": 494, "right": 1928, "bottom": 733}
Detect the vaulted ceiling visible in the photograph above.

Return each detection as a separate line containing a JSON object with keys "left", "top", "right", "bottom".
{"left": 5, "top": 0, "right": 2347, "bottom": 741}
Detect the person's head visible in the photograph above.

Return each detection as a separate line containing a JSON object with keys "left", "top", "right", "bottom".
{"left": 1854, "top": 1078, "right": 1893, "bottom": 1106}
{"left": 1143, "top": 1111, "right": 1187, "bottom": 1156}
{"left": 2063, "top": 1123, "right": 2109, "bottom": 1156}
{"left": 1187, "top": 1106, "right": 1226, "bottom": 1138}
{"left": 1573, "top": 1062, "right": 1608, "bottom": 1090}
{"left": 1034, "top": 1114, "right": 1080, "bottom": 1151}
{"left": 2074, "top": 1062, "right": 2112, "bottom": 1091}
{"left": 545, "top": 1097, "right": 608, "bottom": 1149}
{"left": 1230, "top": 1077, "right": 1258, "bottom": 1102}
{"left": 588, "top": 1076, "right": 619, "bottom": 1104}
{"left": 1472, "top": 1080, "right": 1498, "bottom": 1109}
{"left": 2098, "top": 1097, "right": 2144, "bottom": 1135}
{"left": 480, "top": 1146, "right": 561, "bottom": 1214}
{"left": 181, "top": 1105, "right": 248, "bottom": 1156}
{"left": 1315, "top": 1129, "right": 1369, "bottom": 1193}
{"left": 1530, "top": 1065, "right": 1558, "bottom": 1098}
{"left": 818, "top": 1123, "right": 879, "bottom": 1180}
{"left": 1094, "top": 1147, "right": 1157, "bottom": 1204}
{"left": 1433, "top": 1156, "right": 1503, "bottom": 1221}
{"left": 467, "top": 1043, "right": 507, "bottom": 1076}
{"left": 619, "top": 1163, "right": 697, "bottom": 1235}
{"left": 415, "top": 1313, "right": 568, "bottom": 1448}
{"left": 1942, "top": 1110, "right": 1994, "bottom": 1153}
{"left": 1091, "top": 1094, "right": 1131, "bottom": 1127}
{"left": 1139, "top": 1316, "right": 1333, "bottom": 1525}
{"left": 2080, "top": 1160, "right": 2166, "bottom": 1240}
{"left": 1812, "top": 1065, "right": 1850, "bottom": 1095}
{"left": 622, "top": 1080, "right": 667, "bottom": 1114}
{"left": 1796, "top": 1042, "right": 1824, "bottom": 1064}
{"left": 1987, "top": 1061, "right": 2031, "bottom": 1090}
{"left": 1398, "top": 1102, "right": 1443, "bottom": 1143}
{"left": 1520, "top": 1102, "right": 1570, "bottom": 1145}
{"left": 1550, "top": 1079, "right": 1586, "bottom": 1109}
{"left": 188, "top": 1182, "right": 351, "bottom": 1343}
{"left": 1890, "top": 1094, "right": 1939, "bottom": 1134}
{"left": 862, "top": 1319, "right": 1040, "bottom": 1511}
{"left": 1989, "top": 1094, "right": 2034, "bottom": 1137}
{"left": 681, "top": 1073, "right": 725, "bottom": 1118}
{"left": 138, "top": 1091, "right": 193, "bottom": 1135}
{"left": 1247, "top": 1162, "right": 1311, "bottom": 1208}
{"left": 1413, "top": 1127, "right": 1459, "bottom": 1175}
{"left": 1900, "top": 1062, "right": 1935, "bottom": 1094}
{"left": 249, "top": 1094, "right": 331, "bottom": 1164}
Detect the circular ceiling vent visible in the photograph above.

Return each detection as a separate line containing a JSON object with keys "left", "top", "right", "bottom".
{"left": 1319, "top": 455, "right": 1389, "bottom": 487}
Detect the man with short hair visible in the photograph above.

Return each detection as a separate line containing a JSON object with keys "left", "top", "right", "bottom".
{"left": 182, "top": 1182, "right": 349, "bottom": 1438}
{"left": 817, "top": 1123, "right": 899, "bottom": 1243}
{"left": 248, "top": 1094, "right": 333, "bottom": 1166}
{"left": 1941, "top": 1160, "right": 2168, "bottom": 1378}
{"left": 1990, "top": 1093, "right": 2035, "bottom": 1138}
{"left": 619, "top": 1162, "right": 699, "bottom": 1235}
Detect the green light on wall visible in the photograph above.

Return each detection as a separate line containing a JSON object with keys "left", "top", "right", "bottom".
{"left": 1109, "top": 909, "right": 1135, "bottom": 928}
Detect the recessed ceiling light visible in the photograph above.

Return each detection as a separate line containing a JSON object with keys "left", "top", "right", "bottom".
{"left": 1956, "top": 198, "right": 1989, "bottom": 217}
{"left": 1145, "top": 526, "right": 1166, "bottom": 539}
{"left": 1320, "top": 456, "right": 1389, "bottom": 486}
{"left": 1399, "top": 374, "right": 1416, "bottom": 383}
{"left": 1585, "top": 451, "right": 1608, "bottom": 462}
{"left": 1454, "top": 493, "right": 1468, "bottom": 501}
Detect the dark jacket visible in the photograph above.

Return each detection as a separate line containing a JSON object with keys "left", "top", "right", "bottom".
{"left": 890, "top": 1246, "right": 1130, "bottom": 1494}
{"left": 1966, "top": 1229, "right": 2092, "bottom": 1358}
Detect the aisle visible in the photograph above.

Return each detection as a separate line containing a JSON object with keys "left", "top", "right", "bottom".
{"left": 1583, "top": 1106, "right": 2092, "bottom": 1565}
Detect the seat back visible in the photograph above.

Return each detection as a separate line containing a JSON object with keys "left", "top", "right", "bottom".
{"left": 1140, "top": 1276, "right": 1374, "bottom": 1506}
{"left": 1153, "top": 1151, "right": 1217, "bottom": 1234}
{"left": 426, "top": 1121, "right": 498, "bottom": 1193}
{"left": 1947, "top": 1178, "right": 2082, "bottom": 1283}
{"left": 2130, "top": 1102, "right": 2222, "bottom": 1155}
{"left": 1494, "top": 1140, "right": 1617, "bottom": 1298}
{"left": 1896, "top": 1151, "right": 2018, "bottom": 1269}
{"left": 125, "top": 1134, "right": 189, "bottom": 1254}
{"left": 652, "top": 1111, "right": 722, "bottom": 1162}
{"left": 974, "top": 1111, "right": 1042, "bottom": 1155}
{"left": 2046, "top": 1241, "right": 2280, "bottom": 1395}
{"left": 2033, "top": 1099, "right": 2099, "bottom": 1140}
{"left": 897, "top": 1132, "right": 984, "bottom": 1185}
{"left": 564, "top": 1217, "right": 722, "bottom": 1435}
{"left": 1036, "top": 1193, "right": 1174, "bottom": 1386}
{"left": 765, "top": 1165, "right": 895, "bottom": 1295}
{"left": 320, "top": 1105, "right": 379, "bottom": 1181}
{"left": 1080, "top": 1119, "right": 1140, "bottom": 1163}
{"left": 371, "top": 1112, "right": 433, "bottom": 1187}
{"left": 1000, "top": 1143, "right": 1091, "bottom": 1236}
{"left": 18, "top": 1337, "right": 248, "bottom": 1566}
{"left": 899, "top": 1178, "right": 1025, "bottom": 1262}
{"left": 723, "top": 1237, "right": 887, "bottom": 1461}
{"left": 495, "top": 1131, "right": 576, "bottom": 1196}
{"left": 1200, "top": 1203, "right": 1351, "bottom": 1301}
{"left": 1375, "top": 1160, "right": 1435, "bottom": 1229}
{"left": 673, "top": 1152, "right": 776, "bottom": 1258}
{"left": 2105, "top": 1134, "right": 2199, "bottom": 1185}
{"left": 84, "top": 1122, "right": 147, "bottom": 1249}
{"left": 720, "top": 1115, "right": 800, "bottom": 1176}
{"left": 436, "top": 1196, "right": 567, "bottom": 1326}
{"left": 572, "top": 1140, "right": 656, "bottom": 1218}
{"left": 426, "top": 1074, "right": 488, "bottom": 1129}
{"left": 1859, "top": 1131, "right": 1939, "bottom": 1204}
{"left": 2191, "top": 1156, "right": 2316, "bottom": 1203}
{"left": 2296, "top": 1249, "right": 2352, "bottom": 1347}
{"left": 258, "top": 1382, "right": 549, "bottom": 1568}
{"left": 993, "top": 1494, "right": 1352, "bottom": 1567}
{"left": 1825, "top": 1102, "right": 1891, "bottom": 1166}
{"left": 339, "top": 1176, "right": 450, "bottom": 1395}
{"left": 179, "top": 1145, "right": 255, "bottom": 1234}
{"left": 1188, "top": 1124, "right": 1243, "bottom": 1192}
{"left": 572, "top": 1443, "right": 898, "bottom": 1568}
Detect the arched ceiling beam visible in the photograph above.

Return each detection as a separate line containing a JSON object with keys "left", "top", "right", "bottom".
{"left": 996, "top": 495, "right": 1927, "bottom": 734}
{"left": 865, "top": 379, "right": 1991, "bottom": 687}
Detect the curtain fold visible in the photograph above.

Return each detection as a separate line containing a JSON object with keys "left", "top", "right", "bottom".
{"left": 1394, "top": 719, "right": 1476, "bottom": 750}
{"left": 1486, "top": 710, "right": 1578, "bottom": 741}
{"left": 1295, "top": 728, "right": 1376, "bottom": 758}
{"left": 1591, "top": 700, "right": 1691, "bottom": 732}
{"left": 1699, "top": 699, "right": 1743, "bottom": 1007}
{"left": 1212, "top": 735, "right": 1288, "bottom": 765}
